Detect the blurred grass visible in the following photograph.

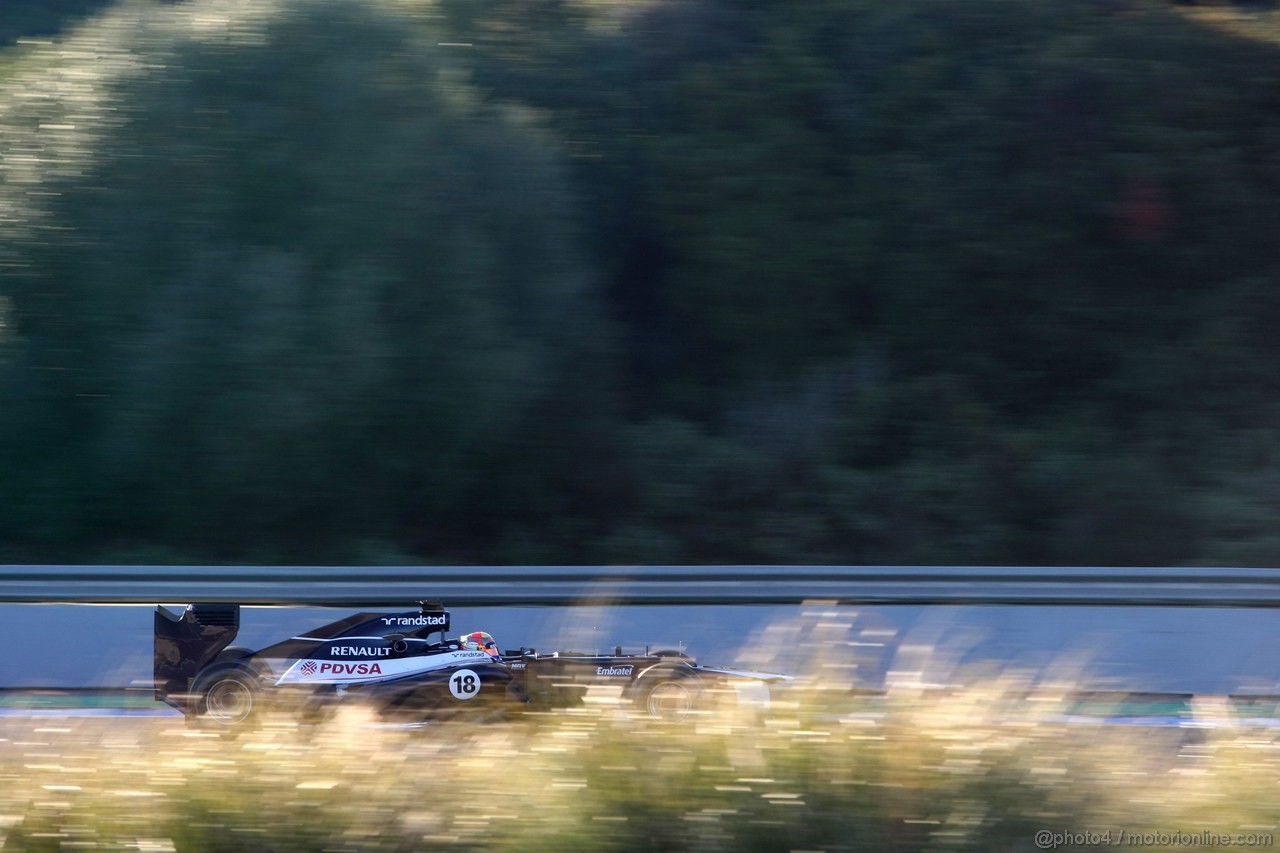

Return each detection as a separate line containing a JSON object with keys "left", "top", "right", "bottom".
{"left": 1, "top": 677, "right": 1278, "bottom": 852}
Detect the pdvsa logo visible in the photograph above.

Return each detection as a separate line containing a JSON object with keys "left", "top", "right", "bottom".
{"left": 301, "top": 662, "right": 383, "bottom": 677}
{"left": 323, "top": 662, "right": 382, "bottom": 675}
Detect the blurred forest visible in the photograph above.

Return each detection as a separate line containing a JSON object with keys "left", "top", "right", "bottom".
{"left": 3, "top": 0, "right": 1280, "bottom": 566}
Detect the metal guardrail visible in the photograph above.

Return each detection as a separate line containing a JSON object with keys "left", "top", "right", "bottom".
{"left": 2, "top": 565, "right": 1280, "bottom": 607}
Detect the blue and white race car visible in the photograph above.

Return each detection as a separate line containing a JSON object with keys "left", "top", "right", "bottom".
{"left": 155, "top": 602, "right": 789, "bottom": 725}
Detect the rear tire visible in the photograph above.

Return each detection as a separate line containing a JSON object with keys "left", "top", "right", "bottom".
{"left": 192, "top": 668, "right": 260, "bottom": 727}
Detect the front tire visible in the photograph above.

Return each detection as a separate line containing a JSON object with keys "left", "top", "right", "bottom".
{"left": 640, "top": 675, "right": 701, "bottom": 720}
{"left": 192, "top": 668, "right": 260, "bottom": 727}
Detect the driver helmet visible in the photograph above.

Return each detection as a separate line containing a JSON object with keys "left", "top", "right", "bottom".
{"left": 460, "top": 631, "right": 501, "bottom": 660}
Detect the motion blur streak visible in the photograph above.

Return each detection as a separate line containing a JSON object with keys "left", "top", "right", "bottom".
{"left": 3, "top": 610, "right": 1280, "bottom": 851}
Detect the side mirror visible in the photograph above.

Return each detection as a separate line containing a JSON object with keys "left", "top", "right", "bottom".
{"left": 385, "top": 633, "right": 408, "bottom": 654}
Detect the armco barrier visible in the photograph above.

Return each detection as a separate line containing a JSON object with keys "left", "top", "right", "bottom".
{"left": 0, "top": 565, "right": 1278, "bottom": 607}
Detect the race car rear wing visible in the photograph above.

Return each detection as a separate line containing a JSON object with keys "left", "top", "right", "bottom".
{"left": 154, "top": 604, "right": 240, "bottom": 706}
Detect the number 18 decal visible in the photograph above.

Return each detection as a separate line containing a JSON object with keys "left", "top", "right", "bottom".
{"left": 449, "top": 668, "right": 481, "bottom": 700}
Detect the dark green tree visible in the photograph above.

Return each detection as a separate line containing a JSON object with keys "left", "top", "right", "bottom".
{"left": 0, "top": 0, "right": 605, "bottom": 559}
{"left": 436, "top": 0, "right": 1280, "bottom": 565}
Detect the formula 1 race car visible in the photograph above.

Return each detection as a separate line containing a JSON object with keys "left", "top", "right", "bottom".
{"left": 154, "top": 601, "right": 790, "bottom": 726}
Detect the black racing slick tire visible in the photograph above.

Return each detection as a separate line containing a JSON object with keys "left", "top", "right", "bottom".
{"left": 191, "top": 667, "right": 261, "bottom": 728}
{"left": 638, "top": 673, "right": 702, "bottom": 720}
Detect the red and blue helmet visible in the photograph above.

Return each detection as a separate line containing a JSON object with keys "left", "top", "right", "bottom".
{"left": 460, "top": 631, "right": 501, "bottom": 660}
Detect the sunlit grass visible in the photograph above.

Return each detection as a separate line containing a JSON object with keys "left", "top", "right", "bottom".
{"left": 1, "top": 677, "right": 1278, "bottom": 852}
